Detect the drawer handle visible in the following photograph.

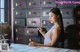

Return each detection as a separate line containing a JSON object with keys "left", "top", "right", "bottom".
{"left": 29, "top": 2, "right": 36, "bottom": 6}
{"left": 16, "top": 3, "right": 22, "bottom": 7}
{"left": 16, "top": 37, "right": 19, "bottom": 40}
{"left": 43, "top": 21, "right": 46, "bottom": 24}
{"left": 16, "top": 29, "right": 18, "bottom": 32}
{"left": 16, "top": 12, "right": 22, "bottom": 15}
{"left": 47, "top": 2, "right": 52, "bottom": 4}
{"left": 29, "top": 12, "right": 37, "bottom": 15}
{"left": 26, "top": 30, "right": 29, "bottom": 34}
{"left": 43, "top": 1, "right": 52, "bottom": 4}
{"left": 29, "top": 2, "right": 32, "bottom": 6}
{"left": 15, "top": 21, "right": 18, "bottom": 24}
{"left": 29, "top": 12, "right": 31, "bottom": 15}
{"left": 43, "top": 12, "right": 49, "bottom": 15}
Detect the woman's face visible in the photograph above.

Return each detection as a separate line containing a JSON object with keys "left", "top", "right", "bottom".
{"left": 49, "top": 12, "right": 58, "bottom": 24}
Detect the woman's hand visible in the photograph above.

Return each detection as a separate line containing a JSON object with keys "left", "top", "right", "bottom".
{"left": 28, "top": 42, "right": 37, "bottom": 46}
{"left": 37, "top": 28, "right": 44, "bottom": 34}
{"left": 37, "top": 28, "right": 45, "bottom": 37}
{"left": 28, "top": 42, "right": 34, "bottom": 46}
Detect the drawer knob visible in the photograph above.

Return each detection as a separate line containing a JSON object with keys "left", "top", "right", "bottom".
{"left": 26, "top": 30, "right": 29, "bottom": 34}
{"left": 16, "top": 37, "right": 19, "bottom": 40}
{"left": 43, "top": 21, "right": 46, "bottom": 24}
{"left": 29, "top": 2, "right": 32, "bottom": 6}
{"left": 16, "top": 29, "right": 18, "bottom": 32}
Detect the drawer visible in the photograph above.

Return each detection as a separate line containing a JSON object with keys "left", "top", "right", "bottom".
{"left": 40, "top": 0, "right": 56, "bottom": 7}
{"left": 57, "top": 4, "right": 77, "bottom": 8}
{"left": 14, "top": 18, "right": 26, "bottom": 26}
{"left": 63, "top": 19, "right": 74, "bottom": 28}
{"left": 14, "top": 26, "right": 25, "bottom": 35}
{"left": 14, "top": 10, "right": 27, "bottom": 18}
{"left": 25, "top": 28, "right": 38, "bottom": 36}
{"left": 13, "top": 0, "right": 27, "bottom": 9}
{"left": 27, "top": 0, "right": 40, "bottom": 8}
{"left": 41, "top": 19, "right": 53, "bottom": 27}
{"left": 15, "top": 35, "right": 27, "bottom": 44}
{"left": 27, "top": 9, "right": 41, "bottom": 17}
{"left": 41, "top": 9, "right": 50, "bottom": 17}
{"left": 27, "top": 18, "right": 41, "bottom": 27}
{"left": 27, "top": 36, "right": 41, "bottom": 43}
{"left": 41, "top": 16, "right": 49, "bottom": 20}
{"left": 60, "top": 8, "right": 73, "bottom": 18}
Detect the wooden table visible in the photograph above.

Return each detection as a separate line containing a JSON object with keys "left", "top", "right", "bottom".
{"left": 10, "top": 43, "right": 79, "bottom": 52}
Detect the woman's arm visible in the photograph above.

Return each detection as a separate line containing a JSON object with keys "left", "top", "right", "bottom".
{"left": 28, "top": 27, "right": 61, "bottom": 47}
{"left": 28, "top": 42, "right": 53, "bottom": 47}
{"left": 37, "top": 28, "right": 45, "bottom": 38}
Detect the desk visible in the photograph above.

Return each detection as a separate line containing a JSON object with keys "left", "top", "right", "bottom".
{"left": 10, "top": 43, "right": 79, "bottom": 52}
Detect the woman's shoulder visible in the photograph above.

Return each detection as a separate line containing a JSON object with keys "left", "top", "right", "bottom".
{"left": 55, "top": 24, "right": 61, "bottom": 30}
{"left": 51, "top": 24, "right": 61, "bottom": 34}
{"left": 51, "top": 24, "right": 61, "bottom": 35}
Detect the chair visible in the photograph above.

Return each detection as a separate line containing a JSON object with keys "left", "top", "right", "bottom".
{"left": 65, "top": 24, "right": 80, "bottom": 49}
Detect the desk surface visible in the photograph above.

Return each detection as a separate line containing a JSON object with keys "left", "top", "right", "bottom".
{"left": 10, "top": 43, "right": 79, "bottom": 52}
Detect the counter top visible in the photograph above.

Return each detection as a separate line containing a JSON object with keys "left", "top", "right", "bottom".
{"left": 10, "top": 43, "right": 79, "bottom": 52}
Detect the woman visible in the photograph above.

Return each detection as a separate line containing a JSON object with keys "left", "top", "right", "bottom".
{"left": 28, "top": 8, "right": 63, "bottom": 47}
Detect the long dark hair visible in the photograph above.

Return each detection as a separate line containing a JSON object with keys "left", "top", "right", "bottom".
{"left": 50, "top": 8, "right": 64, "bottom": 33}
{"left": 50, "top": 8, "right": 64, "bottom": 47}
